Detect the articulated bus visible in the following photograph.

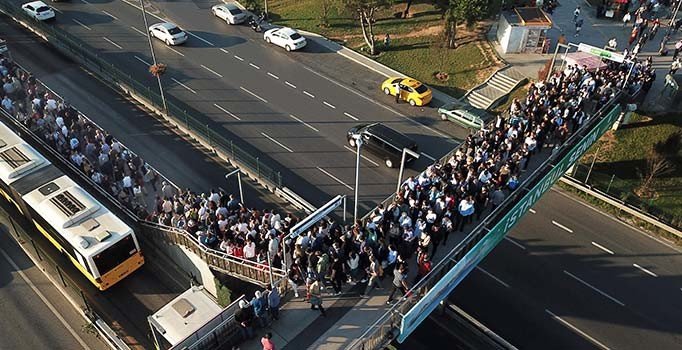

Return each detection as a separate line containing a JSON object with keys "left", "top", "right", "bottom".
{"left": 0, "top": 120, "right": 144, "bottom": 290}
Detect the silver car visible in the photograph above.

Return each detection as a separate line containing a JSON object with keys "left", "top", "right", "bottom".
{"left": 211, "top": 3, "right": 247, "bottom": 25}
{"left": 149, "top": 22, "right": 188, "bottom": 46}
{"left": 438, "top": 102, "right": 493, "bottom": 130}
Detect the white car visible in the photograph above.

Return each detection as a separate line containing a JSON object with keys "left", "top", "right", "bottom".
{"left": 149, "top": 22, "right": 188, "bottom": 46}
{"left": 211, "top": 3, "right": 247, "bottom": 25}
{"left": 263, "top": 27, "right": 306, "bottom": 52}
{"left": 22, "top": 1, "right": 55, "bottom": 21}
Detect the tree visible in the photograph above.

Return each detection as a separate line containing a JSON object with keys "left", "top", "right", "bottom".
{"left": 340, "top": 0, "right": 392, "bottom": 55}
{"left": 321, "top": 0, "right": 332, "bottom": 27}
{"left": 636, "top": 131, "right": 681, "bottom": 198}
{"left": 441, "top": 0, "right": 489, "bottom": 49}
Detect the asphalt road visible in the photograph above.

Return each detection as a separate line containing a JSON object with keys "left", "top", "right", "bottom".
{"left": 452, "top": 188, "right": 682, "bottom": 350}
{"left": 11, "top": 0, "right": 467, "bottom": 212}
{"left": 0, "top": 217, "right": 108, "bottom": 350}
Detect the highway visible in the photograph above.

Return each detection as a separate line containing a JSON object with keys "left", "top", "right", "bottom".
{"left": 453, "top": 188, "right": 682, "bottom": 350}
{"left": 0, "top": 214, "right": 107, "bottom": 350}
{"left": 22, "top": 0, "right": 467, "bottom": 212}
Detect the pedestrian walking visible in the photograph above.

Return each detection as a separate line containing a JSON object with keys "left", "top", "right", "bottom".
{"left": 673, "top": 40, "right": 682, "bottom": 60}
{"left": 329, "top": 256, "right": 346, "bottom": 295}
{"left": 308, "top": 278, "right": 326, "bottom": 316}
{"left": 575, "top": 17, "right": 584, "bottom": 37}
{"left": 573, "top": 5, "right": 581, "bottom": 22}
{"left": 363, "top": 255, "right": 384, "bottom": 296}
{"left": 383, "top": 33, "right": 391, "bottom": 48}
{"left": 394, "top": 83, "right": 401, "bottom": 104}
{"left": 622, "top": 11, "right": 631, "bottom": 27}
{"left": 670, "top": 58, "right": 682, "bottom": 75}
{"left": 629, "top": 27, "right": 639, "bottom": 46}
{"left": 261, "top": 332, "right": 276, "bottom": 350}
{"left": 234, "top": 300, "right": 255, "bottom": 340}
{"left": 386, "top": 263, "right": 410, "bottom": 304}
{"left": 251, "top": 290, "right": 268, "bottom": 328}
{"left": 650, "top": 18, "right": 660, "bottom": 40}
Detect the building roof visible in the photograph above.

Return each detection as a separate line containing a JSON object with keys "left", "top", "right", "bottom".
{"left": 503, "top": 7, "right": 552, "bottom": 27}
{"left": 149, "top": 286, "right": 223, "bottom": 346}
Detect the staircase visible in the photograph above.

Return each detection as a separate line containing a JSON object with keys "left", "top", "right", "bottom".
{"left": 465, "top": 67, "right": 527, "bottom": 110}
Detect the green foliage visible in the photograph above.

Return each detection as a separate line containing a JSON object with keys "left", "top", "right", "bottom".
{"left": 215, "top": 278, "right": 232, "bottom": 307}
{"left": 447, "top": 0, "right": 490, "bottom": 27}
{"left": 242, "top": 0, "right": 262, "bottom": 12}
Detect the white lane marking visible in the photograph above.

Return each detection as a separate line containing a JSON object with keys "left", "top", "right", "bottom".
{"left": 267, "top": 72, "right": 280, "bottom": 80}
{"left": 187, "top": 32, "right": 215, "bottom": 46}
{"left": 261, "top": 132, "right": 293, "bottom": 153}
{"left": 289, "top": 114, "right": 319, "bottom": 132}
{"left": 591, "top": 242, "right": 615, "bottom": 255}
{"left": 529, "top": 208, "right": 537, "bottom": 214}
{"left": 552, "top": 220, "right": 574, "bottom": 233}
{"left": 171, "top": 78, "right": 196, "bottom": 94}
{"left": 102, "top": 37, "right": 123, "bottom": 49}
{"left": 344, "top": 146, "right": 380, "bottom": 167}
{"left": 317, "top": 167, "right": 354, "bottom": 190}
{"left": 102, "top": 10, "right": 119, "bottom": 21}
{"left": 633, "top": 263, "right": 658, "bottom": 277}
{"left": 552, "top": 188, "right": 682, "bottom": 254}
{"left": 213, "top": 103, "right": 241, "bottom": 121}
{"left": 220, "top": 48, "right": 229, "bottom": 54}
{"left": 134, "top": 55, "right": 151, "bottom": 66}
{"left": 475, "top": 266, "right": 510, "bottom": 288}
{"left": 72, "top": 19, "right": 92, "bottom": 31}
{"left": 420, "top": 152, "right": 437, "bottom": 162}
{"left": 166, "top": 46, "right": 185, "bottom": 57}
{"left": 343, "top": 112, "right": 359, "bottom": 121}
{"left": 545, "top": 309, "right": 611, "bottom": 350}
{"left": 303, "top": 90, "right": 315, "bottom": 98}
{"left": 234, "top": 55, "right": 244, "bottom": 61}
{"left": 249, "top": 63, "right": 261, "bottom": 70}
{"left": 285, "top": 81, "right": 297, "bottom": 89}
{"left": 80, "top": 0, "right": 90, "bottom": 4}
{"left": 52, "top": 7, "right": 62, "bottom": 13}
{"left": 504, "top": 236, "right": 526, "bottom": 250}
{"left": 0, "top": 247, "right": 91, "bottom": 350}
{"left": 240, "top": 86, "right": 268, "bottom": 103}
{"left": 130, "top": 26, "right": 146, "bottom": 36}
{"left": 201, "top": 64, "right": 223, "bottom": 78}
{"left": 300, "top": 64, "right": 452, "bottom": 140}
{"left": 563, "top": 270, "right": 625, "bottom": 306}
{"left": 323, "top": 101, "right": 336, "bottom": 109}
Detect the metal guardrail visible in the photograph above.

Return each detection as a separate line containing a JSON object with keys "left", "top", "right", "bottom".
{"left": 140, "top": 221, "right": 286, "bottom": 286}
{"left": 350, "top": 94, "right": 623, "bottom": 349}
{"left": 0, "top": 0, "right": 282, "bottom": 188}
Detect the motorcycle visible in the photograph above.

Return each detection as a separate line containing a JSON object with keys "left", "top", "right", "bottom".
{"left": 247, "top": 14, "right": 265, "bottom": 32}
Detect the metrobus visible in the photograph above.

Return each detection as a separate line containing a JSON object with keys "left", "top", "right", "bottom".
{"left": 0, "top": 119, "right": 144, "bottom": 290}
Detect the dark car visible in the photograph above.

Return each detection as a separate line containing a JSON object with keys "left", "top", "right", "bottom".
{"left": 347, "top": 123, "right": 419, "bottom": 168}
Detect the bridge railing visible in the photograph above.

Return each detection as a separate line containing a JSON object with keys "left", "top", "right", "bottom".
{"left": 350, "top": 95, "right": 623, "bottom": 350}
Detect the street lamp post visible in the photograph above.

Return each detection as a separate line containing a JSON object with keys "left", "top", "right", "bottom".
{"left": 352, "top": 134, "right": 363, "bottom": 222}
{"left": 396, "top": 148, "right": 420, "bottom": 194}
{"left": 225, "top": 169, "right": 244, "bottom": 205}
{"left": 139, "top": 0, "right": 168, "bottom": 112}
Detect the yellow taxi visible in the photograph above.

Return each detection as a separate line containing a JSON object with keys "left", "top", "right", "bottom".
{"left": 380, "top": 77, "right": 432, "bottom": 106}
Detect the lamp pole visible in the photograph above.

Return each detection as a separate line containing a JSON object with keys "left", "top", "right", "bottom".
{"left": 352, "top": 134, "right": 363, "bottom": 222}
{"left": 396, "top": 148, "right": 420, "bottom": 194}
{"left": 225, "top": 169, "right": 244, "bottom": 205}
{"left": 139, "top": 0, "right": 167, "bottom": 112}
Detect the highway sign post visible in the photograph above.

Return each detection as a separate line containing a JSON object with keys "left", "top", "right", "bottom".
{"left": 398, "top": 105, "right": 622, "bottom": 342}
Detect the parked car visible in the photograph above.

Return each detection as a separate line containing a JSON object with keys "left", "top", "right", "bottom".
{"left": 438, "top": 102, "right": 493, "bottom": 130}
{"left": 21, "top": 1, "right": 55, "bottom": 21}
{"left": 380, "top": 77, "right": 432, "bottom": 106}
{"left": 211, "top": 3, "right": 247, "bottom": 25}
{"left": 347, "top": 123, "right": 418, "bottom": 168}
{"left": 149, "top": 22, "right": 188, "bottom": 46}
{"left": 263, "top": 27, "right": 307, "bottom": 52}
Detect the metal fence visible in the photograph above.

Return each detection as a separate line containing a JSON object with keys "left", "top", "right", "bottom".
{"left": 141, "top": 222, "right": 286, "bottom": 286}
{"left": 568, "top": 163, "right": 682, "bottom": 230}
{"left": 349, "top": 95, "right": 623, "bottom": 350}
{"left": 0, "top": 0, "right": 282, "bottom": 188}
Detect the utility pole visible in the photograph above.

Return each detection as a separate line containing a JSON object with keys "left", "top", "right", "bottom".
{"left": 139, "top": 0, "right": 168, "bottom": 112}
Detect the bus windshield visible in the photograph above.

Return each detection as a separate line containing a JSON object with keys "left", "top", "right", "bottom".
{"left": 93, "top": 235, "right": 137, "bottom": 276}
